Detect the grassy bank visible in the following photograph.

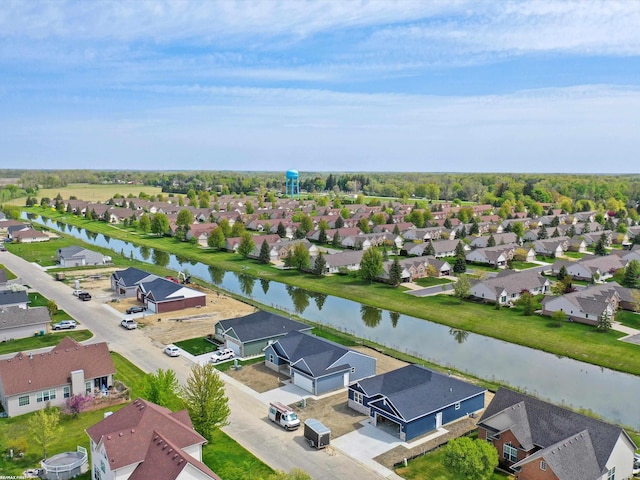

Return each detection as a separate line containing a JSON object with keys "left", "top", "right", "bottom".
{"left": 19, "top": 208, "right": 640, "bottom": 378}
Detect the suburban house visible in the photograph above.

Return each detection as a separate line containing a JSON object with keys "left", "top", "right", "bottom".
{"left": 430, "top": 239, "right": 469, "bottom": 258}
{"left": 57, "top": 246, "right": 111, "bottom": 267}
{"left": 377, "top": 256, "right": 451, "bottom": 283}
{"left": 10, "top": 227, "right": 50, "bottom": 243}
{"left": 531, "top": 237, "right": 570, "bottom": 258}
{"left": 541, "top": 283, "right": 620, "bottom": 325}
{"left": 184, "top": 223, "right": 218, "bottom": 246}
{"left": 86, "top": 398, "right": 220, "bottom": 480}
{"left": 321, "top": 250, "right": 365, "bottom": 274}
{"left": 0, "top": 289, "right": 29, "bottom": 309}
{"left": 137, "top": 278, "right": 207, "bottom": 314}
{"left": 552, "top": 255, "right": 625, "bottom": 282}
{"left": 348, "top": 365, "right": 485, "bottom": 442}
{"left": 213, "top": 310, "right": 312, "bottom": 357}
{"left": 469, "top": 270, "right": 550, "bottom": 305}
{"left": 465, "top": 244, "right": 519, "bottom": 269}
{"left": 264, "top": 330, "right": 376, "bottom": 395}
{"left": 0, "top": 306, "right": 50, "bottom": 341}
{"left": 0, "top": 337, "right": 115, "bottom": 417}
{"left": 469, "top": 233, "right": 519, "bottom": 249}
{"left": 111, "top": 267, "right": 161, "bottom": 297}
{"left": 477, "top": 388, "right": 636, "bottom": 480}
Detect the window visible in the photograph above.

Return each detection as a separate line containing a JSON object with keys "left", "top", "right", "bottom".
{"left": 353, "top": 391, "right": 363, "bottom": 404}
{"left": 454, "top": 402, "right": 461, "bottom": 410}
{"left": 36, "top": 389, "right": 56, "bottom": 403}
{"left": 351, "top": 367, "right": 356, "bottom": 374}
{"left": 540, "top": 460, "right": 546, "bottom": 471}
{"left": 607, "top": 467, "right": 615, "bottom": 480}
{"left": 100, "top": 460, "right": 106, "bottom": 473}
{"left": 503, "top": 442, "right": 518, "bottom": 462}
{"left": 268, "top": 354, "right": 274, "bottom": 363}
{"left": 85, "top": 381, "right": 92, "bottom": 395}
{"left": 63, "top": 386, "right": 70, "bottom": 398}
{"left": 18, "top": 395, "right": 30, "bottom": 406}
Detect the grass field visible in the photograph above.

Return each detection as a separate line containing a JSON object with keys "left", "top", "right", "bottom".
{"left": 414, "top": 277, "right": 452, "bottom": 287}
{"left": 174, "top": 337, "right": 218, "bottom": 355}
{"left": 0, "top": 264, "right": 17, "bottom": 280}
{"left": 4, "top": 183, "right": 162, "bottom": 205}
{"left": 0, "top": 330, "right": 93, "bottom": 355}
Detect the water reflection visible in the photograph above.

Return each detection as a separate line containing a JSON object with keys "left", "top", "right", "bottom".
{"left": 389, "top": 311, "right": 400, "bottom": 328}
{"left": 152, "top": 248, "right": 170, "bottom": 268}
{"left": 104, "top": 235, "right": 111, "bottom": 244}
{"left": 175, "top": 254, "right": 190, "bottom": 267}
{"left": 208, "top": 265, "right": 224, "bottom": 285}
{"left": 360, "top": 305, "right": 382, "bottom": 328}
{"left": 313, "top": 292, "right": 327, "bottom": 311}
{"left": 236, "top": 273, "right": 256, "bottom": 297}
{"left": 260, "top": 279, "right": 270, "bottom": 295}
{"left": 449, "top": 328, "right": 470, "bottom": 344}
{"left": 287, "top": 285, "right": 310, "bottom": 315}
{"left": 139, "top": 245, "right": 150, "bottom": 261}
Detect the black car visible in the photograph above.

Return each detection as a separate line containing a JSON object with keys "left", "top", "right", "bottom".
{"left": 126, "top": 306, "right": 146, "bottom": 314}
{"left": 78, "top": 292, "right": 91, "bottom": 301}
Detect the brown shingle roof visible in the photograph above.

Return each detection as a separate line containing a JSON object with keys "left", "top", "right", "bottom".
{"left": 128, "top": 431, "right": 220, "bottom": 480}
{"left": 0, "top": 337, "right": 114, "bottom": 396}
{"left": 86, "top": 398, "right": 207, "bottom": 472}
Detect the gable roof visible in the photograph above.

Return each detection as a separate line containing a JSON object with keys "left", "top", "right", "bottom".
{"left": 354, "top": 365, "right": 485, "bottom": 421}
{"left": 0, "top": 306, "right": 51, "bottom": 330}
{"left": 0, "top": 289, "right": 29, "bottom": 306}
{"left": 479, "top": 388, "right": 632, "bottom": 474}
{"left": 138, "top": 278, "right": 206, "bottom": 303}
{"left": 128, "top": 430, "right": 220, "bottom": 480}
{"left": 0, "top": 337, "right": 115, "bottom": 396}
{"left": 217, "top": 310, "right": 311, "bottom": 343}
{"left": 87, "top": 398, "right": 210, "bottom": 473}
{"left": 111, "top": 267, "right": 160, "bottom": 287}
{"left": 273, "top": 330, "right": 369, "bottom": 378}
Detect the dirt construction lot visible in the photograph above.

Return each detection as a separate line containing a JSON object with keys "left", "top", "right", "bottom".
{"left": 66, "top": 267, "right": 255, "bottom": 344}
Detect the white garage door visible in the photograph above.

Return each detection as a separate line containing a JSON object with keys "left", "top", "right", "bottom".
{"left": 226, "top": 339, "right": 241, "bottom": 357}
{"left": 293, "top": 372, "right": 314, "bottom": 393}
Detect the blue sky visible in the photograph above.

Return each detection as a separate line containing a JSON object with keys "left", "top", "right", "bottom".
{"left": 1, "top": 1, "right": 639, "bottom": 173}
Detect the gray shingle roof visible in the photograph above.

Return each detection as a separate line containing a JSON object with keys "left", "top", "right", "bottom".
{"left": 356, "top": 365, "right": 485, "bottom": 421}
{"left": 111, "top": 267, "right": 160, "bottom": 287}
{"left": 217, "top": 311, "right": 311, "bottom": 343}
{"left": 0, "top": 306, "right": 50, "bottom": 330}
{"left": 0, "top": 290, "right": 28, "bottom": 306}
{"left": 479, "top": 388, "right": 630, "bottom": 474}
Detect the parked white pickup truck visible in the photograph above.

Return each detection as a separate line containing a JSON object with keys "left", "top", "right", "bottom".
{"left": 268, "top": 402, "right": 300, "bottom": 430}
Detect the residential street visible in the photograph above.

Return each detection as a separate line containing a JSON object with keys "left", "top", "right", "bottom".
{"left": 0, "top": 252, "right": 396, "bottom": 479}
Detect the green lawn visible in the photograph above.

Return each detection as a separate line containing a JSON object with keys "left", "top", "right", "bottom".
{"left": 616, "top": 310, "right": 640, "bottom": 329}
{"left": 202, "top": 429, "right": 274, "bottom": 480}
{"left": 510, "top": 261, "right": 538, "bottom": 270}
{"left": 174, "top": 337, "right": 218, "bottom": 355}
{"left": 213, "top": 356, "right": 264, "bottom": 372}
{"left": 0, "top": 264, "right": 16, "bottom": 280}
{"left": 0, "top": 330, "right": 93, "bottom": 355}
{"left": 414, "top": 277, "right": 453, "bottom": 287}
{"left": 395, "top": 445, "right": 513, "bottom": 480}
{"left": 312, "top": 326, "right": 360, "bottom": 346}
{"left": 563, "top": 251, "right": 584, "bottom": 259}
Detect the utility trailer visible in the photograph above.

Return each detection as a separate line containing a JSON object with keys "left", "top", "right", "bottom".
{"left": 303, "top": 418, "right": 330, "bottom": 449}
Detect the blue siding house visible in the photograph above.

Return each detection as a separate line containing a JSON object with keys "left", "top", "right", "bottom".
{"left": 264, "top": 330, "right": 376, "bottom": 395}
{"left": 348, "top": 365, "right": 485, "bottom": 441}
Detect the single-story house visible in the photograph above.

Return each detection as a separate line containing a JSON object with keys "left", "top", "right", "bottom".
{"left": 465, "top": 244, "right": 519, "bottom": 268}
{"left": 214, "top": 310, "right": 312, "bottom": 357}
{"left": 57, "top": 246, "right": 110, "bottom": 267}
{"left": 0, "top": 337, "right": 115, "bottom": 417}
{"left": 322, "top": 250, "right": 365, "bottom": 274}
{"left": 469, "top": 232, "right": 519, "bottom": 249}
{"left": 10, "top": 227, "right": 50, "bottom": 243}
{"left": 264, "top": 330, "right": 376, "bottom": 396}
{"left": 478, "top": 388, "right": 636, "bottom": 480}
{"left": 348, "top": 365, "right": 485, "bottom": 441}
{"left": 431, "top": 239, "right": 469, "bottom": 258}
{"left": 86, "top": 398, "right": 220, "bottom": 480}
{"left": 111, "top": 267, "right": 161, "bottom": 297}
{"left": 541, "top": 283, "right": 620, "bottom": 325}
{"left": 552, "top": 255, "right": 625, "bottom": 282}
{"left": 0, "top": 306, "right": 50, "bottom": 341}
{"left": 137, "top": 278, "right": 207, "bottom": 314}
{"left": 469, "top": 269, "right": 550, "bottom": 305}
{"left": 531, "top": 237, "right": 570, "bottom": 258}
{"left": 185, "top": 223, "right": 218, "bottom": 246}
{"left": 0, "top": 289, "right": 29, "bottom": 309}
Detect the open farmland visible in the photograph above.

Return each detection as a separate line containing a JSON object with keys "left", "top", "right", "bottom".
{"left": 5, "top": 182, "right": 162, "bottom": 205}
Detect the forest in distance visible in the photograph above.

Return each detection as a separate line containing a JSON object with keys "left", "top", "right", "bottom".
{"left": 0, "top": 169, "right": 639, "bottom": 218}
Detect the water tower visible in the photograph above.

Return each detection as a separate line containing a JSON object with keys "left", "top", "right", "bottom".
{"left": 285, "top": 169, "right": 300, "bottom": 198}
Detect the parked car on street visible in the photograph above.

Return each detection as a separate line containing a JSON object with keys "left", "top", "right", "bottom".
{"left": 120, "top": 319, "right": 138, "bottom": 330}
{"left": 164, "top": 345, "right": 180, "bottom": 357}
{"left": 210, "top": 348, "right": 235, "bottom": 363}
{"left": 126, "top": 306, "right": 146, "bottom": 314}
{"left": 72, "top": 289, "right": 85, "bottom": 297}
{"left": 52, "top": 320, "right": 77, "bottom": 330}
{"left": 78, "top": 292, "right": 91, "bottom": 301}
